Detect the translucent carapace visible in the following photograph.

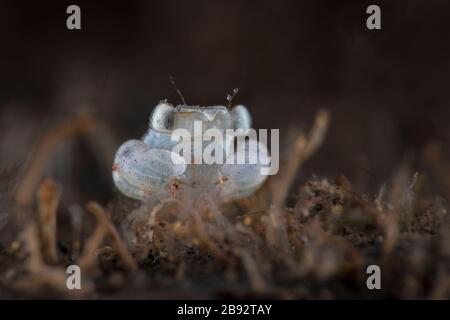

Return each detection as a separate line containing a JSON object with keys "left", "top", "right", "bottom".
{"left": 112, "top": 102, "right": 268, "bottom": 202}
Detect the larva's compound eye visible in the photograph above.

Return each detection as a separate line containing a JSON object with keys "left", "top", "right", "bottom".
{"left": 231, "top": 105, "right": 251, "bottom": 132}
{"left": 149, "top": 102, "right": 174, "bottom": 132}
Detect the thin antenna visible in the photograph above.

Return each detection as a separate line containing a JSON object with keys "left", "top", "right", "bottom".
{"left": 169, "top": 75, "right": 187, "bottom": 105}
{"left": 226, "top": 88, "right": 239, "bottom": 108}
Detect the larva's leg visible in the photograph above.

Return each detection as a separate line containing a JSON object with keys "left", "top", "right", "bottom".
{"left": 112, "top": 140, "right": 186, "bottom": 200}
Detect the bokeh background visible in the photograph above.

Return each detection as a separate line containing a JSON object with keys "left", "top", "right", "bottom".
{"left": 1, "top": 0, "right": 450, "bottom": 205}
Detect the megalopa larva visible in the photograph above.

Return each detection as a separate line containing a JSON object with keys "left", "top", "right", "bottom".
{"left": 112, "top": 102, "right": 270, "bottom": 202}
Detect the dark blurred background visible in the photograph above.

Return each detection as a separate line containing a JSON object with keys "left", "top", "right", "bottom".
{"left": 1, "top": 0, "right": 450, "bottom": 203}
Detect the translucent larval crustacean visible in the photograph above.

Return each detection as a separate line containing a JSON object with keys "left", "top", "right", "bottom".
{"left": 112, "top": 101, "right": 269, "bottom": 202}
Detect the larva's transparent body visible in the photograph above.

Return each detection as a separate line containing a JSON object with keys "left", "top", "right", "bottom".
{"left": 112, "top": 102, "right": 268, "bottom": 203}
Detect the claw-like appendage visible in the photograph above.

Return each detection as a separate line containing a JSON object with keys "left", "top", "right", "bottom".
{"left": 112, "top": 139, "right": 186, "bottom": 200}
{"left": 220, "top": 138, "right": 269, "bottom": 200}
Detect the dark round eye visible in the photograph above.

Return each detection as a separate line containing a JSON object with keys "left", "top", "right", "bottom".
{"left": 231, "top": 105, "right": 252, "bottom": 131}
{"left": 149, "top": 102, "right": 174, "bottom": 132}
